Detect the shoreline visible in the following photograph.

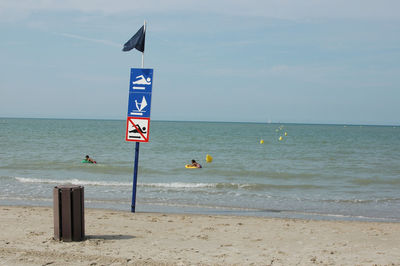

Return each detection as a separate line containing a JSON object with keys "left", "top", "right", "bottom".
{"left": 1, "top": 205, "right": 400, "bottom": 265}
{"left": 2, "top": 200, "right": 399, "bottom": 223}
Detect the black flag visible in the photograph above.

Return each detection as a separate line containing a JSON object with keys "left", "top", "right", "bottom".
{"left": 122, "top": 25, "right": 145, "bottom": 52}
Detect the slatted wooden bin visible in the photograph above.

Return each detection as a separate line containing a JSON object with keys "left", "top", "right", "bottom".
{"left": 53, "top": 185, "right": 85, "bottom": 241}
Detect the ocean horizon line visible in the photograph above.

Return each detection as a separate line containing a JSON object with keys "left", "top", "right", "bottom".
{"left": 1, "top": 116, "right": 399, "bottom": 127}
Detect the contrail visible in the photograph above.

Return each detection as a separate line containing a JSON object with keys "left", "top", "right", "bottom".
{"left": 56, "top": 32, "right": 120, "bottom": 48}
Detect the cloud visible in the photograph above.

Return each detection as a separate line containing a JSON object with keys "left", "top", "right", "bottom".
{"left": 1, "top": 0, "right": 400, "bottom": 22}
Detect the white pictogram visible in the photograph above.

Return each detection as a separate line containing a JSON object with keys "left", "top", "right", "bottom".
{"left": 130, "top": 96, "right": 147, "bottom": 116}
{"left": 132, "top": 75, "right": 151, "bottom": 90}
{"left": 135, "top": 96, "right": 147, "bottom": 111}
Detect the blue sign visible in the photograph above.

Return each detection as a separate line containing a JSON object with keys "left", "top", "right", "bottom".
{"left": 127, "top": 68, "right": 153, "bottom": 118}
{"left": 127, "top": 92, "right": 152, "bottom": 117}
{"left": 129, "top": 68, "right": 153, "bottom": 93}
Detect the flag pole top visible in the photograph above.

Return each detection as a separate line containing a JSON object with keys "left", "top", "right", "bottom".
{"left": 142, "top": 21, "right": 146, "bottom": 68}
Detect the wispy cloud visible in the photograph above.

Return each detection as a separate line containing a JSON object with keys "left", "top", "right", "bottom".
{"left": 56, "top": 32, "right": 120, "bottom": 48}
{"left": 1, "top": 0, "right": 400, "bottom": 22}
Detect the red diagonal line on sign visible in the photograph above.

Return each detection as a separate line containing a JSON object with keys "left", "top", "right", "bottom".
{"left": 129, "top": 118, "right": 148, "bottom": 141}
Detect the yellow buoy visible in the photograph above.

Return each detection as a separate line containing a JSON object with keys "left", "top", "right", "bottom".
{"left": 206, "top": 154, "right": 213, "bottom": 163}
{"left": 260, "top": 139, "right": 264, "bottom": 144}
{"left": 279, "top": 136, "right": 283, "bottom": 141}
{"left": 284, "top": 132, "right": 288, "bottom": 136}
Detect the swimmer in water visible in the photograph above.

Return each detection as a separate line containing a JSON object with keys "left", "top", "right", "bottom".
{"left": 190, "top": 159, "right": 202, "bottom": 168}
{"left": 84, "top": 155, "right": 96, "bottom": 164}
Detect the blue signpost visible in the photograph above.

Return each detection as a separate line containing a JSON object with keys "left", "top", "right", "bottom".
{"left": 122, "top": 21, "right": 152, "bottom": 213}
{"left": 126, "top": 68, "right": 154, "bottom": 212}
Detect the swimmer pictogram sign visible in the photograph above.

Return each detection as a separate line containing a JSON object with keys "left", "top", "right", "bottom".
{"left": 125, "top": 117, "right": 150, "bottom": 142}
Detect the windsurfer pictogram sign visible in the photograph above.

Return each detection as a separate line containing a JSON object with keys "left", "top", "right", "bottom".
{"left": 126, "top": 117, "right": 150, "bottom": 142}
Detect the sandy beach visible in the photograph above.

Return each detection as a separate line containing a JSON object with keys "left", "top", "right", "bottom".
{"left": 0, "top": 206, "right": 399, "bottom": 265}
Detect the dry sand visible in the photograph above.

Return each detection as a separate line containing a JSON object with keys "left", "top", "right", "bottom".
{"left": 0, "top": 205, "right": 399, "bottom": 265}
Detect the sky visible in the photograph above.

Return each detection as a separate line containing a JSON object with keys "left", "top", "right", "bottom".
{"left": 1, "top": 0, "right": 400, "bottom": 125}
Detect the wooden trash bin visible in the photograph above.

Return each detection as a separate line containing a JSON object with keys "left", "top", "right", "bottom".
{"left": 53, "top": 185, "right": 85, "bottom": 241}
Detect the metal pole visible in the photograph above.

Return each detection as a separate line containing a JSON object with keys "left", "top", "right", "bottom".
{"left": 131, "top": 21, "right": 146, "bottom": 213}
{"left": 131, "top": 142, "right": 140, "bottom": 212}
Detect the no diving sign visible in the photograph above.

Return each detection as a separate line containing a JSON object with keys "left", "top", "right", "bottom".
{"left": 125, "top": 117, "right": 150, "bottom": 142}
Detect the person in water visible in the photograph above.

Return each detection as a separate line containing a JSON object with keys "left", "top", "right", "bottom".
{"left": 84, "top": 155, "right": 96, "bottom": 164}
{"left": 191, "top": 159, "right": 202, "bottom": 168}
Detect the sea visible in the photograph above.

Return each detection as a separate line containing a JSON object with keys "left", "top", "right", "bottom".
{"left": 1, "top": 118, "right": 399, "bottom": 222}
